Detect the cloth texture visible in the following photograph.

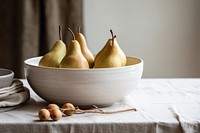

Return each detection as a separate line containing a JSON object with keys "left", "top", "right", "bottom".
{"left": 0, "top": 79, "right": 30, "bottom": 112}
{"left": 0, "top": 79, "right": 199, "bottom": 133}
{"left": 0, "top": 0, "right": 83, "bottom": 78}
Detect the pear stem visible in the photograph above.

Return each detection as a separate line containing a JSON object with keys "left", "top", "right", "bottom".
{"left": 59, "top": 25, "right": 62, "bottom": 40}
{"left": 68, "top": 28, "right": 75, "bottom": 40}
{"left": 110, "top": 30, "right": 116, "bottom": 46}
{"left": 77, "top": 26, "right": 81, "bottom": 33}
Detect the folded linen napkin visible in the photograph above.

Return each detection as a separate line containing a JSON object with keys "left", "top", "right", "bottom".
{"left": 0, "top": 79, "right": 30, "bottom": 112}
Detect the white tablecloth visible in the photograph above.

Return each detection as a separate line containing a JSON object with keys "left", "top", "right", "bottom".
{"left": 0, "top": 78, "right": 199, "bottom": 133}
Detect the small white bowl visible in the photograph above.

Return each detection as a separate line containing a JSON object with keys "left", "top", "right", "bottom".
{"left": 24, "top": 56, "right": 143, "bottom": 107}
{"left": 0, "top": 68, "right": 14, "bottom": 88}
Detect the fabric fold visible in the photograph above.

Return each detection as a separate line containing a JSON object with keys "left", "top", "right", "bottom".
{"left": 0, "top": 79, "right": 30, "bottom": 112}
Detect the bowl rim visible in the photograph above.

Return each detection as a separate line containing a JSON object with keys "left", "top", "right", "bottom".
{"left": 0, "top": 68, "right": 14, "bottom": 78}
{"left": 24, "top": 56, "right": 143, "bottom": 71}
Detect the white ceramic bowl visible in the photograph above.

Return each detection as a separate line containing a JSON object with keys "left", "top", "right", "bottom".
{"left": 0, "top": 68, "right": 14, "bottom": 88}
{"left": 24, "top": 56, "right": 143, "bottom": 107}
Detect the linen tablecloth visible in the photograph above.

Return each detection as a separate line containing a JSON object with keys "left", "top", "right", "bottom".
{"left": 0, "top": 78, "right": 199, "bottom": 133}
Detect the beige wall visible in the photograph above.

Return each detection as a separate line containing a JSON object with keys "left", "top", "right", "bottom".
{"left": 83, "top": 0, "right": 200, "bottom": 78}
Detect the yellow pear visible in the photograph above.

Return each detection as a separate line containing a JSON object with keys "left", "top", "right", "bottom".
{"left": 39, "top": 26, "right": 67, "bottom": 67}
{"left": 75, "top": 26, "right": 94, "bottom": 68}
{"left": 60, "top": 28, "right": 89, "bottom": 68}
{"left": 94, "top": 30, "right": 126, "bottom": 68}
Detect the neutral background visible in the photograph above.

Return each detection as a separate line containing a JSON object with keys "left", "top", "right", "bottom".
{"left": 0, "top": 0, "right": 83, "bottom": 78}
{"left": 83, "top": 0, "right": 200, "bottom": 78}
